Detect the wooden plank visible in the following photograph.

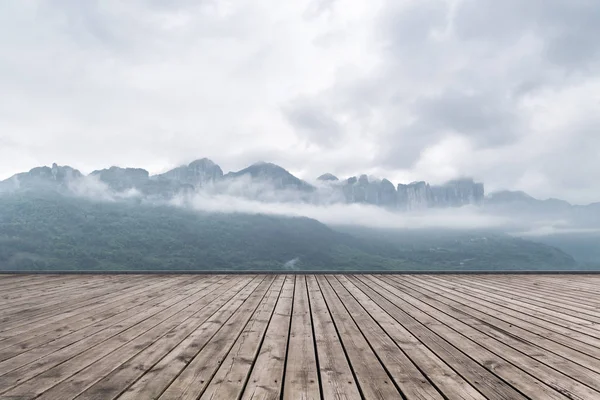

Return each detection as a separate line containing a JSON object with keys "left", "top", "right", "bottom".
{"left": 424, "top": 276, "right": 600, "bottom": 340}
{"left": 52, "top": 277, "right": 257, "bottom": 400}
{"left": 317, "top": 275, "right": 402, "bottom": 399}
{"left": 281, "top": 275, "right": 321, "bottom": 400}
{"left": 0, "top": 275, "right": 78, "bottom": 294}
{"left": 305, "top": 275, "right": 361, "bottom": 400}
{"left": 0, "top": 276, "right": 146, "bottom": 316}
{"left": 115, "top": 276, "right": 267, "bottom": 400}
{"left": 2, "top": 273, "right": 600, "bottom": 400}
{"left": 0, "top": 275, "right": 137, "bottom": 310}
{"left": 488, "top": 275, "right": 600, "bottom": 299}
{"left": 0, "top": 277, "right": 152, "bottom": 334}
{"left": 468, "top": 275, "right": 600, "bottom": 301}
{"left": 390, "top": 276, "right": 600, "bottom": 393}
{"left": 157, "top": 276, "right": 276, "bottom": 400}
{"left": 348, "top": 275, "right": 527, "bottom": 400}
{"left": 0, "top": 277, "right": 219, "bottom": 381}
{"left": 325, "top": 275, "right": 443, "bottom": 400}
{"left": 369, "top": 275, "right": 597, "bottom": 400}
{"left": 400, "top": 276, "right": 600, "bottom": 368}
{"left": 336, "top": 275, "right": 485, "bottom": 400}
{"left": 240, "top": 275, "right": 294, "bottom": 400}
{"left": 0, "top": 276, "right": 191, "bottom": 356}
{"left": 445, "top": 276, "right": 600, "bottom": 324}
{"left": 465, "top": 275, "right": 600, "bottom": 312}
{"left": 198, "top": 276, "right": 285, "bottom": 399}
{"left": 0, "top": 276, "right": 228, "bottom": 397}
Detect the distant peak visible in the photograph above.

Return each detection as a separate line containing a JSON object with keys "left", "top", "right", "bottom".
{"left": 488, "top": 190, "right": 534, "bottom": 200}
{"left": 317, "top": 173, "right": 339, "bottom": 181}
{"left": 250, "top": 161, "right": 280, "bottom": 169}
{"left": 189, "top": 158, "right": 217, "bottom": 167}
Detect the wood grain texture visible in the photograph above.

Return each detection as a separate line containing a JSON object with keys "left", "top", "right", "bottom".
{"left": 0, "top": 274, "right": 598, "bottom": 400}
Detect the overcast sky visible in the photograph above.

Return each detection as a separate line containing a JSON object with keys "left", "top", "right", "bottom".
{"left": 1, "top": 0, "right": 599, "bottom": 203}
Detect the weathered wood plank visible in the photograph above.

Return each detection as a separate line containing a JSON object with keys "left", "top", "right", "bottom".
{"left": 282, "top": 275, "right": 320, "bottom": 400}
{"left": 0, "top": 276, "right": 228, "bottom": 398}
{"left": 391, "top": 276, "right": 600, "bottom": 394}
{"left": 370, "top": 275, "right": 595, "bottom": 400}
{"left": 337, "top": 275, "right": 485, "bottom": 400}
{"left": 115, "top": 276, "right": 267, "bottom": 400}
{"left": 0, "top": 276, "right": 191, "bottom": 356}
{"left": 306, "top": 275, "right": 361, "bottom": 400}
{"left": 349, "top": 275, "right": 527, "bottom": 400}
{"left": 317, "top": 275, "right": 402, "bottom": 399}
{"left": 157, "top": 276, "right": 276, "bottom": 400}
{"left": 326, "top": 275, "right": 443, "bottom": 400}
{"left": 240, "top": 275, "right": 294, "bottom": 400}
{"left": 1, "top": 274, "right": 599, "bottom": 400}
{"left": 199, "top": 276, "right": 285, "bottom": 399}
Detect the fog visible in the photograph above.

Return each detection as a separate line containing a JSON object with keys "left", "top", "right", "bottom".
{"left": 55, "top": 173, "right": 600, "bottom": 236}
{"left": 4, "top": 170, "right": 599, "bottom": 239}
{"left": 175, "top": 191, "right": 510, "bottom": 230}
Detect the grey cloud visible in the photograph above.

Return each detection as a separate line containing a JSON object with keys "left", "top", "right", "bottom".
{"left": 454, "top": 0, "right": 600, "bottom": 70}
{"left": 2, "top": 0, "right": 600, "bottom": 204}
{"left": 412, "top": 90, "right": 518, "bottom": 146}
{"left": 283, "top": 98, "right": 342, "bottom": 147}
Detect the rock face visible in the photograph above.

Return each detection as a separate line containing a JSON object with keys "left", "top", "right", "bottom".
{"left": 90, "top": 167, "right": 150, "bottom": 191}
{"left": 430, "top": 179, "right": 485, "bottom": 207}
{"left": 341, "top": 176, "right": 397, "bottom": 208}
{"left": 156, "top": 158, "right": 223, "bottom": 188}
{"left": 225, "top": 162, "right": 314, "bottom": 192}
{"left": 317, "top": 173, "right": 339, "bottom": 181}
{"left": 50, "top": 163, "right": 83, "bottom": 183}
{"left": 379, "top": 179, "right": 398, "bottom": 208}
{"left": 396, "top": 178, "right": 484, "bottom": 210}
{"left": 397, "top": 181, "right": 430, "bottom": 210}
{"left": 2, "top": 159, "right": 486, "bottom": 210}
{"left": 1, "top": 163, "right": 83, "bottom": 191}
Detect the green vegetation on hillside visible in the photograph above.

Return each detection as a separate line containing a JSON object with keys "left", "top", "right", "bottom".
{"left": 0, "top": 192, "right": 577, "bottom": 272}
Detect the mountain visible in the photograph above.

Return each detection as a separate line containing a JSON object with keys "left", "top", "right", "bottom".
{"left": 340, "top": 175, "right": 397, "bottom": 208}
{"left": 90, "top": 166, "right": 150, "bottom": 191}
{"left": 396, "top": 178, "right": 485, "bottom": 210}
{"left": 1, "top": 160, "right": 486, "bottom": 210}
{"left": 224, "top": 162, "right": 314, "bottom": 192}
{"left": 484, "top": 190, "right": 600, "bottom": 265}
{"left": 154, "top": 158, "right": 223, "bottom": 187}
{"left": 10, "top": 160, "right": 600, "bottom": 215}
{"left": 485, "top": 190, "right": 594, "bottom": 217}
{"left": 0, "top": 163, "right": 82, "bottom": 192}
{"left": 317, "top": 173, "right": 339, "bottom": 181}
{"left": 0, "top": 191, "right": 578, "bottom": 272}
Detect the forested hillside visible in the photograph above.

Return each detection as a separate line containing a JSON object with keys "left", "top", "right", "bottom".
{"left": 0, "top": 192, "right": 577, "bottom": 272}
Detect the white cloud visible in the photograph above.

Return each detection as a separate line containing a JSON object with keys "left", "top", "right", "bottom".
{"left": 178, "top": 191, "right": 509, "bottom": 230}
{"left": 1, "top": 0, "right": 600, "bottom": 204}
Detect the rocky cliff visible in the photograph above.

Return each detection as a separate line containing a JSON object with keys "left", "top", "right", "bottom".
{"left": 155, "top": 158, "right": 223, "bottom": 188}
{"left": 396, "top": 178, "right": 485, "bottom": 210}
{"left": 1, "top": 159, "right": 485, "bottom": 210}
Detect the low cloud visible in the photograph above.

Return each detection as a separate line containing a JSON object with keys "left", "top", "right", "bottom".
{"left": 43, "top": 172, "right": 600, "bottom": 235}
{"left": 174, "top": 190, "right": 510, "bottom": 230}
{"left": 68, "top": 175, "right": 143, "bottom": 202}
{"left": 515, "top": 226, "right": 600, "bottom": 237}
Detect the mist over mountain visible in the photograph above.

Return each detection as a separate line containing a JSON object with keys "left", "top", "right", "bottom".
{"left": 1, "top": 159, "right": 488, "bottom": 209}
{"left": 0, "top": 191, "right": 577, "bottom": 272}
{"left": 2, "top": 158, "right": 600, "bottom": 270}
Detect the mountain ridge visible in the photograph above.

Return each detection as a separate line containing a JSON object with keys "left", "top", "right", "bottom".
{"left": 3, "top": 159, "right": 598, "bottom": 210}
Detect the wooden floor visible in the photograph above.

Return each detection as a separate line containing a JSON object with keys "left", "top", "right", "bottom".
{"left": 1, "top": 275, "right": 600, "bottom": 399}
